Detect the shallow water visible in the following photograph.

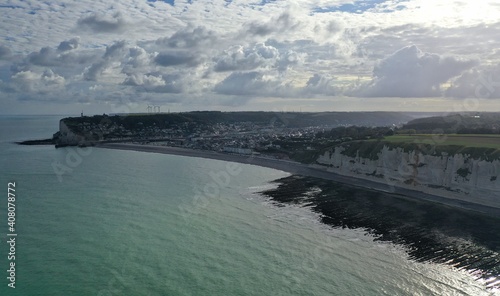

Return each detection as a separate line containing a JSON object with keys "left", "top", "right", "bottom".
{"left": 0, "top": 116, "right": 496, "bottom": 295}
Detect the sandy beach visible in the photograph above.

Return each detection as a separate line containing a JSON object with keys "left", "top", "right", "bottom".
{"left": 98, "top": 143, "right": 500, "bottom": 216}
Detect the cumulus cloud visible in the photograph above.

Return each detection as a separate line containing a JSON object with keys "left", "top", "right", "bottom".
{"left": 82, "top": 63, "right": 105, "bottom": 82}
{"left": 214, "top": 43, "right": 279, "bottom": 72}
{"left": 83, "top": 41, "right": 127, "bottom": 81}
{"left": 57, "top": 38, "right": 80, "bottom": 52}
{"left": 28, "top": 47, "right": 59, "bottom": 67}
{"left": 146, "top": 26, "right": 219, "bottom": 68}
{"left": 445, "top": 66, "right": 500, "bottom": 99}
{"left": 121, "top": 46, "right": 157, "bottom": 74}
{"left": 155, "top": 26, "right": 217, "bottom": 49}
{"left": 104, "top": 41, "right": 127, "bottom": 59}
{"left": 77, "top": 12, "right": 127, "bottom": 34}
{"left": 324, "top": 21, "right": 343, "bottom": 35}
{"left": 10, "top": 69, "right": 65, "bottom": 94}
{"left": 26, "top": 39, "right": 95, "bottom": 68}
{"left": 154, "top": 52, "right": 202, "bottom": 67}
{"left": 351, "top": 45, "right": 477, "bottom": 97}
{"left": 213, "top": 71, "right": 339, "bottom": 98}
{"left": 123, "top": 74, "right": 165, "bottom": 87}
{"left": 243, "top": 12, "right": 300, "bottom": 38}
{"left": 122, "top": 73, "right": 183, "bottom": 94}
{"left": 277, "top": 50, "right": 305, "bottom": 72}
{"left": 83, "top": 62, "right": 106, "bottom": 82}
{"left": 214, "top": 71, "right": 290, "bottom": 97}
{"left": 303, "top": 74, "right": 337, "bottom": 96}
{"left": 213, "top": 43, "right": 304, "bottom": 73}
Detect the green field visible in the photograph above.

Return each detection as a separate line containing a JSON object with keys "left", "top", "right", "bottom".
{"left": 384, "top": 134, "right": 500, "bottom": 149}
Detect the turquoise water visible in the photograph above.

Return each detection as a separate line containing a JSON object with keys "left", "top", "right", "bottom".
{"left": 0, "top": 116, "right": 495, "bottom": 295}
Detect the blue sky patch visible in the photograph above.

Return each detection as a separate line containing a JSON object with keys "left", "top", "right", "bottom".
{"left": 0, "top": 5, "right": 25, "bottom": 9}
{"left": 147, "top": 0, "right": 175, "bottom": 6}
{"left": 313, "top": 0, "right": 407, "bottom": 14}
{"left": 258, "top": 0, "right": 277, "bottom": 5}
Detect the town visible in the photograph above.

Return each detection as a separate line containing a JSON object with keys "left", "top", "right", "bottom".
{"left": 56, "top": 111, "right": 408, "bottom": 162}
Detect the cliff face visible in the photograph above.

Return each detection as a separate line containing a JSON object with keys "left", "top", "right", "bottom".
{"left": 317, "top": 145, "right": 500, "bottom": 208}
{"left": 56, "top": 120, "right": 86, "bottom": 146}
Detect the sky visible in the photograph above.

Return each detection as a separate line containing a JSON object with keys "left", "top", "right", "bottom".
{"left": 1, "top": 0, "right": 500, "bottom": 115}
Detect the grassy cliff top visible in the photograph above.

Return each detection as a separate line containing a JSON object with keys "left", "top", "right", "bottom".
{"left": 383, "top": 134, "right": 500, "bottom": 149}
{"left": 339, "top": 135, "right": 500, "bottom": 161}
{"left": 402, "top": 113, "right": 500, "bottom": 134}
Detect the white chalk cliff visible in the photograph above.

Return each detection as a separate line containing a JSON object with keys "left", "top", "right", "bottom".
{"left": 316, "top": 145, "right": 500, "bottom": 208}
{"left": 57, "top": 120, "right": 86, "bottom": 146}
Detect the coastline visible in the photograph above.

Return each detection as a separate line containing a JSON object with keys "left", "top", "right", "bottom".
{"left": 97, "top": 143, "right": 500, "bottom": 217}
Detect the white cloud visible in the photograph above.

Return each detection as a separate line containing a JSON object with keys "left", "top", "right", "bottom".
{"left": 1, "top": 0, "right": 500, "bottom": 113}
{"left": 155, "top": 26, "right": 217, "bottom": 49}
{"left": 123, "top": 74, "right": 165, "bottom": 88}
{"left": 279, "top": 50, "right": 305, "bottom": 70}
{"left": 77, "top": 12, "right": 128, "bottom": 34}
{"left": 57, "top": 38, "right": 80, "bottom": 52}
{"left": 214, "top": 71, "right": 292, "bottom": 97}
{"left": 350, "top": 45, "right": 477, "bottom": 97}
{"left": 154, "top": 51, "right": 203, "bottom": 68}
{"left": 214, "top": 43, "right": 280, "bottom": 72}
{"left": 10, "top": 69, "right": 65, "bottom": 94}
{"left": 28, "top": 47, "right": 60, "bottom": 67}
{"left": 242, "top": 12, "right": 300, "bottom": 38}
{"left": 446, "top": 66, "right": 500, "bottom": 99}
{"left": 303, "top": 74, "right": 338, "bottom": 96}
{"left": 83, "top": 41, "right": 127, "bottom": 81}
{"left": 121, "top": 46, "right": 157, "bottom": 74}
{"left": 213, "top": 71, "right": 339, "bottom": 98}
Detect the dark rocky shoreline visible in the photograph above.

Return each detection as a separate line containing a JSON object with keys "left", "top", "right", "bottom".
{"left": 16, "top": 138, "right": 55, "bottom": 145}
{"left": 260, "top": 175, "right": 500, "bottom": 290}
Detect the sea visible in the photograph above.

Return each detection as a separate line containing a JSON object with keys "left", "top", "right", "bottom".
{"left": 0, "top": 115, "right": 498, "bottom": 296}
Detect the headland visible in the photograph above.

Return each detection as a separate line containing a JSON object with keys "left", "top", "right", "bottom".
{"left": 18, "top": 111, "right": 500, "bottom": 213}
